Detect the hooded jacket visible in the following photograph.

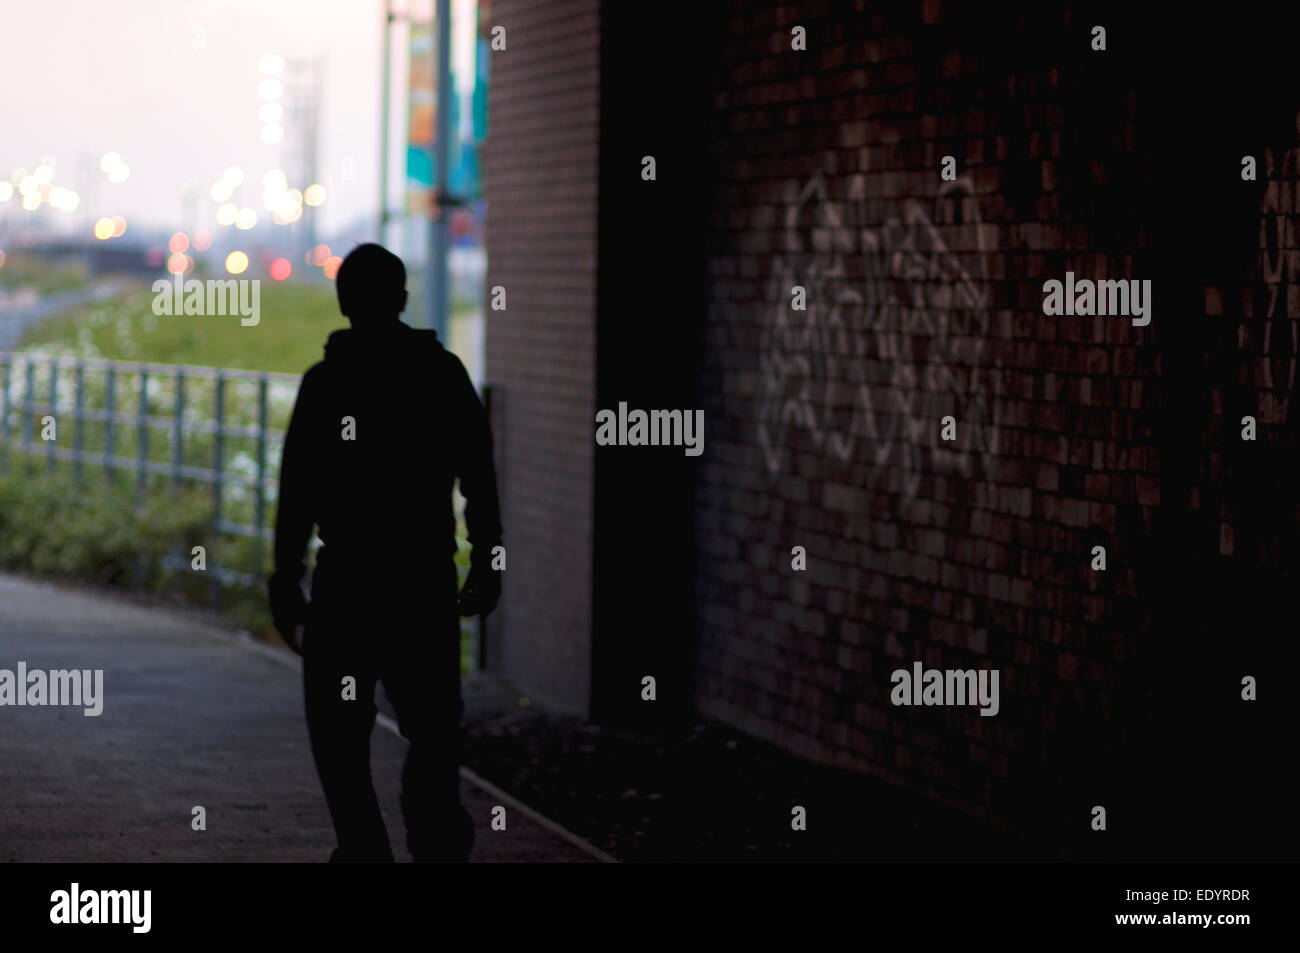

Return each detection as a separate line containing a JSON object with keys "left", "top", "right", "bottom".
{"left": 268, "top": 321, "right": 501, "bottom": 613}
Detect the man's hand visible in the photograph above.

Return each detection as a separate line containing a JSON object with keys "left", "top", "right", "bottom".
{"left": 268, "top": 573, "right": 309, "bottom": 654}
{"left": 457, "top": 562, "right": 501, "bottom": 618}
{"left": 281, "top": 623, "right": 305, "bottom": 657}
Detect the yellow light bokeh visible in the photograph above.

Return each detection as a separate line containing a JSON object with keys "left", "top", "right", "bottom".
{"left": 93, "top": 218, "right": 114, "bottom": 240}
{"left": 304, "top": 184, "right": 326, "bottom": 207}
{"left": 225, "top": 251, "right": 249, "bottom": 275}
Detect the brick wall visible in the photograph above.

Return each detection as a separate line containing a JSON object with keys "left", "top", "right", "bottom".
{"left": 482, "top": 0, "right": 1295, "bottom": 851}
{"left": 690, "top": 0, "right": 1293, "bottom": 843}
{"left": 483, "top": 0, "right": 600, "bottom": 713}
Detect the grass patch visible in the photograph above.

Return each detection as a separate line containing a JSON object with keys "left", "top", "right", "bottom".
{"left": 0, "top": 250, "right": 88, "bottom": 296}
{"left": 18, "top": 280, "right": 350, "bottom": 374}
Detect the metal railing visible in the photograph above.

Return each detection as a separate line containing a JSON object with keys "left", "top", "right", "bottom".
{"left": 1, "top": 349, "right": 497, "bottom": 669}
{"left": 0, "top": 350, "right": 301, "bottom": 592}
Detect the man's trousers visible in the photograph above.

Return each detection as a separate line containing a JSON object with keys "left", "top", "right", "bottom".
{"left": 301, "top": 561, "right": 472, "bottom": 862}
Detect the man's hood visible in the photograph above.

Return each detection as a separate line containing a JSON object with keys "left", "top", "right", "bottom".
{"left": 322, "top": 322, "right": 444, "bottom": 364}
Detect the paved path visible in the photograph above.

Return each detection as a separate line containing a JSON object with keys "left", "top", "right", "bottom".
{"left": 0, "top": 573, "right": 598, "bottom": 862}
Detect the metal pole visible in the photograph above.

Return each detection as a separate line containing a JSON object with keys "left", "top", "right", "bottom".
{"left": 478, "top": 382, "right": 491, "bottom": 670}
{"left": 46, "top": 360, "right": 57, "bottom": 473}
{"left": 23, "top": 359, "right": 33, "bottom": 461}
{"left": 104, "top": 365, "right": 116, "bottom": 484}
{"left": 428, "top": 0, "right": 452, "bottom": 339}
{"left": 136, "top": 367, "right": 148, "bottom": 505}
{"left": 379, "top": 0, "right": 392, "bottom": 244}
{"left": 1, "top": 356, "right": 10, "bottom": 473}
{"left": 255, "top": 375, "right": 268, "bottom": 574}
{"left": 210, "top": 371, "right": 225, "bottom": 610}
{"left": 74, "top": 362, "right": 84, "bottom": 486}
{"left": 212, "top": 371, "right": 225, "bottom": 528}
{"left": 173, "top": 367, "right": 184, "bottom": 490}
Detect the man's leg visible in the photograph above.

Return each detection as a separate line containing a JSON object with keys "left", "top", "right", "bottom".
{"left": 380, "top": 572, "right": 471, "bottom": 862}
{"left": 303, "top": 620, "right": 394, "bottom": 862}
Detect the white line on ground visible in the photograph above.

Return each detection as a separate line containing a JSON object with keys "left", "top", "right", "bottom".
{"left": 237, "top": 632, "right": 618, "bottom": 864}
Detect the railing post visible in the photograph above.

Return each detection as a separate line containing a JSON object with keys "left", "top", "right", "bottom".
{"left": 104, "top": 365, "right": 116, "bottom": 484}
{"left": 212, "top": 371, "right": 225, "bottom": 527}
{"left": 74, "top": 362, "right": 85, "bottom": 487}
{"left": 0, "top": 355, "right": 10, "bottom": 474}
{"left": 47, "top": 359, "right": 58, "bottom": 474}
{"left": 172, "top": 367, "right": 184, "bottom": 491}
{"left": 136, "top": 366, "right": 149, "bottom": 506}
{"left": 210, "top": 371, "right": 225, "bottom": 610}
{"left": 255, "top": 374, "right": 268, "bottom": 575}
{"left": 23, "top": 358, "right": 34, "bottom": 472}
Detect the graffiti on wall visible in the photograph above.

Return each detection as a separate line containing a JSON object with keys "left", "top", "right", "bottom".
{"left": 758, "top": 171, "right": 1001, "bottom": 508}
{"left": 1259, "top": 144, "right": 1300, "bottom": 396}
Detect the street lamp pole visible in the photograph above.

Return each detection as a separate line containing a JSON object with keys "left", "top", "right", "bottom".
{"left": 427, "top": 0, "right": 452, "bottom": 338}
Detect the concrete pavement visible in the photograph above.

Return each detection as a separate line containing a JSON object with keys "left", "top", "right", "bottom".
{"left": 0, "top": 572, "right": 599, "bottom": 862}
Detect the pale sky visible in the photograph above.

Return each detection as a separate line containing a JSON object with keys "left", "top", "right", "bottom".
{"left": 0, "top": 0, "right": 394, "bottom": 237}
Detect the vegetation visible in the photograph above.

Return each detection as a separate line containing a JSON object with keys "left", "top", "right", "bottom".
{"left": 0, "top": 250, "right": 88, "bottom": 297}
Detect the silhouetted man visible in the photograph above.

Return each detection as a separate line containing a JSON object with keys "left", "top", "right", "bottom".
{"left": 268, "top": 243, "right": 502, "bottom": 862}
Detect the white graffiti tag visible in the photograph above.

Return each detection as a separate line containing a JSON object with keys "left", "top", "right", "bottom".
{"left": 758, "top": 172, "right": 1000, "bottom": 505}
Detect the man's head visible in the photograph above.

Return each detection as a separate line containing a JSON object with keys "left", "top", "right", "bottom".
{"left": 335, "top": 243, "right": 408, "bottom": 326}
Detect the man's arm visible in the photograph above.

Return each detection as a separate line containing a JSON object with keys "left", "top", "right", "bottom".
{"left": 449, "top": 355, "right": 503, "bottom": 616}
{"left": 268, "top": 366, "right": 322, "bottom": 650}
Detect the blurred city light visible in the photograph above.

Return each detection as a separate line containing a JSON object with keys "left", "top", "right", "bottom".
{"left": 260, "top": 124, "right": 285, "bottom": 144}
{"left": 167, "top": 253, "right": 190, "bottom": 275}
{"left": 99, "top": 153, "right": 122, "bottom": 173}
{"left": 269, "top": 257, "right": 292, "bottom": 281}
{"left": 304, "top": 184, "right": 326, "bottom": 206}
{"left": 18, "top": 176, "right": 37, "bottom": 197}
{"left": 258, "top": 53, "right": 285, "bottom": 75}
{"left": 223, "top": 166, "right": 245, "bottom": 187}
{"left": 235, "top": 207, "right": 257, "bottom": 230}
{"left": 108, "top": 163, "right": 130, "bottom": 184}
{"left": 21, "top": 193, "right": 40, "bottom": 211}
{"left": 225, "top": 251, "right": 249, "bottom": 275}
{"left": 93, "top": 218, "right": 114, "bottom": 240}
{"left": 0, "top": 182, "right": 14, "bottom": 201}
{"left": 257, "top": 79, "right": 283, "bottom": 100}
{"left": 323, "top": 255, "right": 342, "bottom": 279}
{"left": 169, "top": 232, "right": 190, "bottom": 254}
{"left": 258, "top": 102, "right": 283, "bottom": 124}
{"left": 216, "top": 203, "right": 238, "bottom": 226}
{"left": 111, "top": 215, "right": 127, "bottom": 237}
{"left": 48, "top": 187, "right": 79, "bottom": 211}
{"left": 211, "top": 180, "right": 234, "bottom": 202}
{"left": 311, "top": 243, "right": 331, "bottom": 266}
{"left": 34, "top": 164, "right": 54, "bottom": 185}
{"left": 192, "top": 229, "right": 213, "bottom": 252}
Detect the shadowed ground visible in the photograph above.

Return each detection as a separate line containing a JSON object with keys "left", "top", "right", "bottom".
{"left": 0, "top": 572, "right": 596, "bottom": 863}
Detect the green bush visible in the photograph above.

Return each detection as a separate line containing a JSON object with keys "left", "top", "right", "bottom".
{"left": 0, "top": 457, "right": 476, "bottom": 667}
{"left": 0, "top": 464, "right": 209, "bottom": 585}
